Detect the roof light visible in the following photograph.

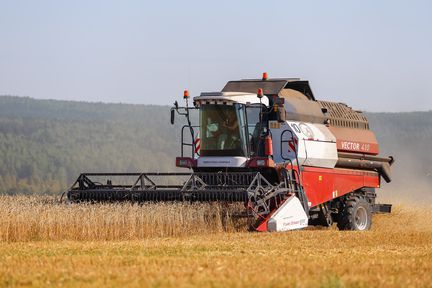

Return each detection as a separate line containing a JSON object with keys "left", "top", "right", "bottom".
{"left": 257, "top": 88, "right": 263, "bottom": 99}
{"left": 183, "top": 89, "right": 189, "bottom": 99}
{"left": 262, "top": 72, "right": 268, "bottom": 80}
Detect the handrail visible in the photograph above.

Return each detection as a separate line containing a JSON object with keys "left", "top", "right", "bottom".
{"left": 180, "top": 125, "right": 199, "bottom": 157}
{"left": 279, "top": 128, "right": 304, "bottom": 192}
{"left": 280, "top": 129, "right": 295, "bottom": 161}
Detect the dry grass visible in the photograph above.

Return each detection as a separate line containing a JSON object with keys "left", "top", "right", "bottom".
{"left": 0, "top": 196, "right": 431, "bottom": 287}
{"left": 0, "top": 196, "right": 247, "bottom": 242}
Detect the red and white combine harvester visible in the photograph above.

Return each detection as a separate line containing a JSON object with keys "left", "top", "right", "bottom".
{"left": 66, "top": 74, "right": 393, "bottom": 231}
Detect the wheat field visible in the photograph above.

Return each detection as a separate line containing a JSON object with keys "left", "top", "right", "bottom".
{"left": 0, "top": 196, "right": 249, "bottom": 242}
{"left": 0, "top": 196, "right": 431, "bottom": 287}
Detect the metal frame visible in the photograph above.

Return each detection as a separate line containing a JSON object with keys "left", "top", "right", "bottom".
{"left": 64, "top": 171, "right": 303, "bottom": 221}
{"left": 372, "top": 204, "right": 392, "bottom": 214}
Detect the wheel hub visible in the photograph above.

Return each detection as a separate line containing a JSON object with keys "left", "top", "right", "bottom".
{"left": 354, "top": 206, "right": 368, "bottom": 230}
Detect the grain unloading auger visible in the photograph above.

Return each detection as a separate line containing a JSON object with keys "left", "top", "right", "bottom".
{"left": 65, "top": 73, "right": 394, "bottom": 231}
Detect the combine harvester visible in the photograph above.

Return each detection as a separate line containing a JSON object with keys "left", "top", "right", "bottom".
{"left": 66, "top": 73, "right": 393, "bottom": 231}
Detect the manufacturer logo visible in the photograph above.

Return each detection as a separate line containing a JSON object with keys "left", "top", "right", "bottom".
{"left": 341, "top": 141, "right": 370, "bottom": 152}
{"left": 299, "top": 123, "right": 314, "bottom": 139}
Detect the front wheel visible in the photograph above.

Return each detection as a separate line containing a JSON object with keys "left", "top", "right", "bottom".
{"left": 337, "top": 195, "right": 372, "bottom": 231}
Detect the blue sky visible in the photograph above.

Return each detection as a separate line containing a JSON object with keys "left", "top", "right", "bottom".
{"left": 0, "top": 0, "right": 431, "bottom": 111}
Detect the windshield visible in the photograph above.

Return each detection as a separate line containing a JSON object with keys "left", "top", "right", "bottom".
{"left": 246, "top": 104, "right": 266, "bottom": 156}
{"left": 199, "top": 104, "right": 248, "bottom": 156}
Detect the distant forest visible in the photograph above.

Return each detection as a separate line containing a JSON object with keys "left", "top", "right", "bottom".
{"left": 0, "top": 95, "right": 430, "bottom": 195}
{"left": 0, "top": 96, "right": 187, "bottom": 194}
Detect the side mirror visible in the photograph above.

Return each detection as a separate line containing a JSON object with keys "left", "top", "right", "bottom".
{"left": 170, "top": 109, "right": 175, "bottom": 125}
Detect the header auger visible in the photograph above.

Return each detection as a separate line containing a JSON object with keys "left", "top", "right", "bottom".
{"left": 65, "top": 73, "right": 393, "bottom": 231}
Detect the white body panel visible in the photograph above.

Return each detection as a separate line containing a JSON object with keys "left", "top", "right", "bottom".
{"left": 267, "top": 195, "right": 309, "bottom": 232}
{"left": 270, "top": 120, "right": 338, "bottom": 168}
{"left": 197, "top": 156, "right": 248, "bottom": 168}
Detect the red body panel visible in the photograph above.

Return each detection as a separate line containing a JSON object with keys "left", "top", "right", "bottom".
{"left": 256, "top": 213, "right": 272, "bottom": 232}
{"left": 299, "top": 166, "right": 380, "bottom": 207}
{"left": 328, "top": 126, "right": 379, "bottom": 155}
{"left": 255, "top": 166, "right": 380, "bottom": 232}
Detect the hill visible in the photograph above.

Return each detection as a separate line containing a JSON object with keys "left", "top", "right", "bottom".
{"left": 0, "top": 96, "right": 430, "bottom": 200}
{"left": 0, "top": 96, "right": 190, "bottom": 194}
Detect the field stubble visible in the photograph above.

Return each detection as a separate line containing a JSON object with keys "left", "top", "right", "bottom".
{"left": 0, "top": 196, "right": 431, "bottom": 287}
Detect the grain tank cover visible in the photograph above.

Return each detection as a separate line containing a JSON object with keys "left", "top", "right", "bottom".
{"left": 279, "top": 88, "right": 325, "bottom": 123}
{"left": 222, "top": 78, "right": 316, "bottom": 100}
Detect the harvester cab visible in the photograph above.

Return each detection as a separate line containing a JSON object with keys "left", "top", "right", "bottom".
{"left": 177, "top": 91, "right": 270, "bottom": 166}
{"left": 66, "top": 73, "right": 394, "bottom": 232}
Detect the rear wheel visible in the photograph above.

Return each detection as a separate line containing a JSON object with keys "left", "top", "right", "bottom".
{"left": 337, "top": 195, "right": 372, "bottom": 231}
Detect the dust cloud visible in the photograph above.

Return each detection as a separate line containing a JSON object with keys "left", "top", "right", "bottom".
{"left": 377, "top": 151, "right": 432, "bottom": 206}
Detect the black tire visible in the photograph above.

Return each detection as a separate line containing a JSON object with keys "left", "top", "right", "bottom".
{"left": 337, "top": 195, "right": 372, "bottom": 231}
